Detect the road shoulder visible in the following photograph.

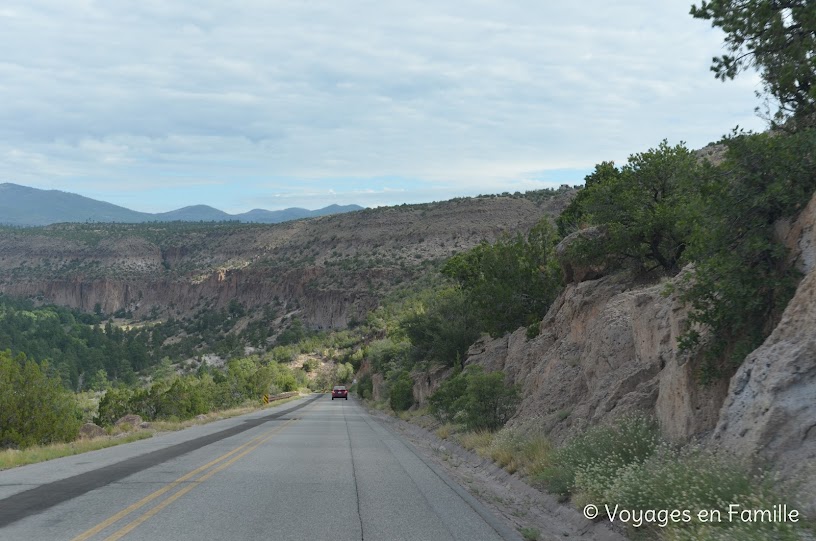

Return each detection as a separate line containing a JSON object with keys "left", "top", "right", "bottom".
{"left": 366, "top": 407, "right": 627, "bottom": 541}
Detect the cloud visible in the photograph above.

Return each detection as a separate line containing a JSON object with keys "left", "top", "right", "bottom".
{"left": 0, "top": 0, "right": 766, "bottom": 212}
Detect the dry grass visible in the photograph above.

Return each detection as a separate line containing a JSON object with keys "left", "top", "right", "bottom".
{"left": 454, "top": 425, "right": 553, "bottom": 475}
{"left": 0, "top": 394, "right": 304, "bottom": 471}
{"left": 386, "top": 403, "right": 554, "bottom": 477}
{"left": 145, "top": 394, "right": 304, "bottom": 432}
{"left": 455, "top": 430, "right": 495, "bottom": 457}
{"left": 435, "top": 423, "right": 456, "bottom": 440}
{"left": 490, "top": 446, "right": 518, "bottom": 472}
{"left": 367, "top": 399, "right": 390, "bottom": 412}
{"left": 517, "top": 436, "right": 553, "bottom": 477}
{"left": 0, "top": 432, "right": 153, "bottom": 471}
{"left": 397, "top": 406, "right": 428, "bottom": 422}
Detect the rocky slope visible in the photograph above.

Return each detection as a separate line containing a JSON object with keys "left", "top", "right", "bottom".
{"left": 464, "top": 267, "right": 729, "bottom": 445}
{"left": 455, "top": 192, "right": 816, "bottom": 506}
{"left": 714, "top": 192, "right": 816, "bottom": 511}
{"left": 0, "top": 190, "right": 574, "bottom": 329}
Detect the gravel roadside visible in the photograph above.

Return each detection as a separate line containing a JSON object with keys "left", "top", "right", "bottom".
{"left": 367, "top": 407, "right": 627, "bottom": 541}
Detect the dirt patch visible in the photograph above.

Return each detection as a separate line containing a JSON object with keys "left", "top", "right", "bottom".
{"left": 367, "top": 408, "right": 627, "bottom": 541}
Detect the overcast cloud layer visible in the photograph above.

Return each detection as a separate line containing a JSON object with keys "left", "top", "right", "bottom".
{"left": 0, "top": 1, "right": 765, "bottom": 212}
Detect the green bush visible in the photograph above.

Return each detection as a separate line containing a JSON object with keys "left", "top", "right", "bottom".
{"left": 679, "top": 129, "right": 816, "bottom": 378}
{"left": 95, "top": 387, "right": 135, "bottom": 426}
{"left": 605, "top": 446, "right": 807, "bottom": 540}
{"left": 459, "top": 370, "right": 520, "bottom": 431}
{"left": 302, "top": 358, "right": 320, "bottom": 373}
{"left": 607, "top": 445, "right": 754, "bottom": 514}
{"left": 562, "top": 141, "right": 700, "bottom": 275}
{"left": 428, "top": 371, "right": 468, "bottom": 422}
{"left": 154, "top": 377, "right": 211, "bottom": 419}
{"left": 442, "top": 219, "right": 563, "bottom": 336}
{"left": 276, "top": 318, "right": 309, "bottom": 346}
{"left": 335, "top": 362, "right": 354, "bottom": 384}
{"left": 428, "top": 367, "right": 519, "bottom": 431}
{"left": 356, "top": 373, "right": 373, "bottom": 399}
{"left": 525, "top": 322, "right": 541, "bottom": 340}
{"left": 389, "top": 372, "right": 415, "bottom": 411}
{"left": 557, "top": 161, "right": 620, "bottom": 237}
{"left": 400, "top": 288, "right": 481, "bottom": 368}
{"left": 483, "top": 415, "right": 809, "bottom": 540}
{"left": 366, "top": 338, "right": 410, "bottom": 374}
{"left": 273, "top": 367, "right": 298, "bottom": 392}
{"left": 270, "top": 345, "right": 298, "bottom": 363}
{"left": 95, "top": 356, "right": 299, "bottom": 424}
{"left": 0, "top": 350, "right": 82, "bottom": 448}
{"left": 534, "top": 416, "right": 659, "bottom": 501}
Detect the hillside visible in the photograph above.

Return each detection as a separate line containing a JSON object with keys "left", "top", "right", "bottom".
{"left": 350, "top": 132, "right": 816, "bottom": 537}
{"left": 0, "top": 188, "right": 576, "bottom": 329}
{"left": 0, "top": 183, "right": 363, "bottom": 226}
{"left": 458, "top": 189, "right": 816, "bottom": 518}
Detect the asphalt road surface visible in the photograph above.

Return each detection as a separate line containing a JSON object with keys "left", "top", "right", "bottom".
{"left": 0, "top": 395, "right": 520, "bottom": 540}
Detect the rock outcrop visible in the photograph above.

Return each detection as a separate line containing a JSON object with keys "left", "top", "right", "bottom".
{"left": 554, "top": 226, "right": 610, "bottom": 283}
{"left": 465, "top": 270, "right": 729, "bottom": 445}
{"left": 79, "top": 423, "right": 106, "bottom": 439}
{"left": 714, "top": 193, "right": 816, "bottom": 510}
{"left": 412, "top": 364, "right": 453, "bottom": 405}
{"left": 460, "top": 192, "right": 816, "bottom": 505}
{"left": 114, "top": 414, "right": 143, "bottom": 428}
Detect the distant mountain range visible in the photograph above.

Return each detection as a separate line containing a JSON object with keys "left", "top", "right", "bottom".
{"left": 0, "top": 183, "right": 364, "bottom": 226}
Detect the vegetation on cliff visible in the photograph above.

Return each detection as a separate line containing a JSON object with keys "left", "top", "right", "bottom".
{"left": 427, "top": 366, "right": 520, "bottom": 431}
{"left": 556, "top": 128, "right": 816, "bottom": 380}
{"left": 359, "top": 125, "right": 816, "bottom": 412}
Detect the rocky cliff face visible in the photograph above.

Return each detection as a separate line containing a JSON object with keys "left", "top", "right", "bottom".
{"left": 461, "top": 193, "right": 816, "bottom": 503}
{"left": 465, "top": 270, "right": 729, "bottom": 445}
{"left": 714, "top": 193, "right": 816, "bottom": 510}
{"left": 0, "top": 264, "right": 371, "bottom": 328}
{"left": 0, "top": 192, "right": 573, "bottom": 329}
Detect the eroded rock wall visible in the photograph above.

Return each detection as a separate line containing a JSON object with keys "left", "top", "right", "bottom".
{"left": 465, "top": 271, "right": 728, "bottom": 445}
{"left": 1, "top": 193, "right": 573, "bottom": 330}
{"left": 460, "top": 191, "right": 816, "bottom": 505}
{"left": 714, "top": 193, "right": 816, "bottom": 510}
{"left": 0, "top": 266, "right": 373, "bottom": 330}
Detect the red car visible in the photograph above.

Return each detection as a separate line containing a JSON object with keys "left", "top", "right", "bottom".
{"left": 331, "top": 385, "right": 348, "bottom": 400}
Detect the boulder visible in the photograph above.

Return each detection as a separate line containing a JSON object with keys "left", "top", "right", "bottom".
{"left": 79, "top": 423, "right": 106, "bottom": 439}
{"left": 776, "top": 190, "right": 816, "bottom": 275}
{"left": 114, "top": 414, "right": 143, "bottom": 428}
{"left": 555, "top": 226, "right": 610, "bottom": 283}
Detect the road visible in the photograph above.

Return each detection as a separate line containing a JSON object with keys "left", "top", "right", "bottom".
{"left": 0, "top": 395, "right": 520, "bottom": 540}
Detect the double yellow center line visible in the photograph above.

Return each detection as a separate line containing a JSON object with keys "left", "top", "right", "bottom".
{"left": 71, "top": 419, "right": 296, "bottom": 541}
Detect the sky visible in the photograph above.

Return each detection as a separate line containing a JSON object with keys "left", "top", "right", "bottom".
{"left": 0, "top": 1, "right": 766, "bottom": 213}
